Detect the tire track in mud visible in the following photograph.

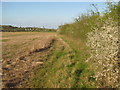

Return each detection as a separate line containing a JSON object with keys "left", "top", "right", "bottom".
{"left": 2, "top": 38, "right": 56, "bottom": 88}
{"left": 28, "top": 35, "right": 76, "bottom": 88}
{"left": 2, "top": 33, "right": 71, "bottom": 88}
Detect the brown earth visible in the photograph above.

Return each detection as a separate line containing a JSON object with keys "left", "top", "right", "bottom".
{"left": 2, "top": 32, "right": 57, "bottom": 88}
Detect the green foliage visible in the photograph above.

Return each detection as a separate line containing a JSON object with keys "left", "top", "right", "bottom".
{"left": 75, "top": 63, "right": 87, "bottom": 77}
{"left": 104, "top": 2, "right": 119, "bottom": 21}
{"left": 54, "top": 50, "right": 67, "bottom": 59}
{"left": 58, "top": 2, "right": 119, "bottom": 42}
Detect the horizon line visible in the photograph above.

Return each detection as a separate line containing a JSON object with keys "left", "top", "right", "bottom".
{"left": 0, "top": 24, "right": 58, "bottom": 29}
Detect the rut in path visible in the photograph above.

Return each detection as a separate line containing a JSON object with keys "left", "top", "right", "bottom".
{"left": 2, "top": 38, "right": 56, "bottom": 88}
{"left": 2, "top": 32, "right": 72, "bottom": 88}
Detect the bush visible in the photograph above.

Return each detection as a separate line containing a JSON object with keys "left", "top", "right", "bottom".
{"left": 58, "top": 1, "right": 119, "bottom": 88}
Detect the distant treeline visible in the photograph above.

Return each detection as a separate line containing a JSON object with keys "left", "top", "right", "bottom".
{"left": 0, "top": 25, "right": 56, "bottom": 32}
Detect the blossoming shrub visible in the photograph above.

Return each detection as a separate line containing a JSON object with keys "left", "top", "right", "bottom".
{"left": 86, "top": 18, "right": 119, "bottom": 88}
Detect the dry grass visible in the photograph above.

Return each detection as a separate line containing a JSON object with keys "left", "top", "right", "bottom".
{"left": 2, "top": 32, "right": 56, "bottom": 88}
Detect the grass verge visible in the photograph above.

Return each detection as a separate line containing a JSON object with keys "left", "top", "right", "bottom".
{"left": 28, "top": 36, "right": 95, "bottom": 88}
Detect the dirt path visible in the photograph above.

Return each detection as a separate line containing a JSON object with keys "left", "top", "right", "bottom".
{"left": 26, "top": 34, "right": 75, "bottom": 88}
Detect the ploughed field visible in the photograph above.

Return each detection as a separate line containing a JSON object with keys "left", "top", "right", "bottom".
{"left": 2, "top": 32, "right": 56, "bottom": 88}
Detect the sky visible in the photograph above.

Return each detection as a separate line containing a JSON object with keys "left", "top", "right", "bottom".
{"left": 2, "top": 2, "right": 108, "bottom": 29}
